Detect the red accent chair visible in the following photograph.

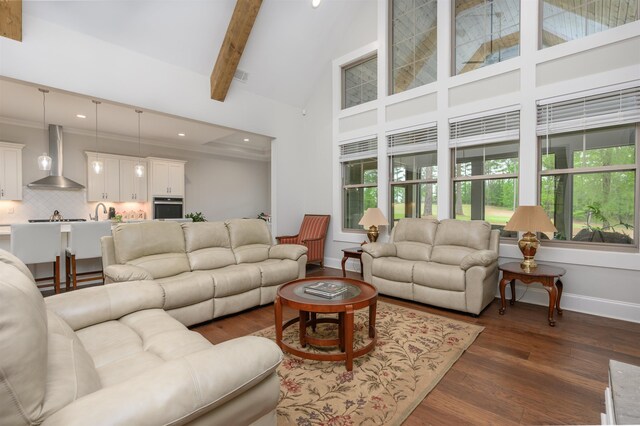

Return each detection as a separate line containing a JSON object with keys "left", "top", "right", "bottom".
{"left": 276, "top": 214, "right": 330, "bottom": 267}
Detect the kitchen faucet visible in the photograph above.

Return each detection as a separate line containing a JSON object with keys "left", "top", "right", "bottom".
{"left": 91, "top": 203, "right": 107, "bottom": 221}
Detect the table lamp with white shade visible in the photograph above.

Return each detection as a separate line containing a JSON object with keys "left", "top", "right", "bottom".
{"left": 358, "top": 208, "right": 389, "bottom": 243}
{"left": 504, "top": 205, "right": 557, "bottom": 271}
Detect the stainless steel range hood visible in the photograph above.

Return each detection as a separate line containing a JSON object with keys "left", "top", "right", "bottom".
{"left": 28, "top": 125, "right": 85, "bottom": 190}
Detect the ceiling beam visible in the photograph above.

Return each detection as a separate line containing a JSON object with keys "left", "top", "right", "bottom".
{"left": 210, "top": 0, "right": 262, "bottom": 102}
{"left": 0, "top": 0, "right": 21, "bottom": 42}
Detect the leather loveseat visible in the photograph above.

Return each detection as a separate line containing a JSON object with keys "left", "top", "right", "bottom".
{"left": 0, "top": 249, "right": 283, "bottom": 426}
{"left": 101, "top": 219, "right": 308, "bottom": 326}
{"left": 362, "top": 218, "right": 499, "bottom": 315}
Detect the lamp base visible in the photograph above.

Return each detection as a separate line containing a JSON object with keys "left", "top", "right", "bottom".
{"left": 367, "top": 225, "right": 379, "bottom": 243}
{"left": 518, "top": 231, "right": 540, "bottom": 272}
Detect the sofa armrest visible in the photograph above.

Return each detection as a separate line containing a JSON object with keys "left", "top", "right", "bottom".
{"left": 460, "top": 250, "right": 498, "bottom": 271}
{"left": 104, "top": 264, "right": 153, "bottom": 283}
{"left": 269, "top": 244, "right": 308, "bottom": 261}
{"left": 361, "top": 242, "right": 396, "bottom": 258}
{"left": 41, "top": 336, "right": 282, "bottom": 426}
{"left": 44, "top": 281, "right": 164, "bottom": 331}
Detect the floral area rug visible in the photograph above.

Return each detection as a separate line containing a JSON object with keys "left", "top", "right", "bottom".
{"left": 253, "top": 301, "right": 483, "bottom": 426}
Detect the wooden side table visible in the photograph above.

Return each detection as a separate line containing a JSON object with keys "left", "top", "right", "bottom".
{"left": 341, "top": 247, "right": 363, "bottom": 278}
{"left": 498, "top": 262, "right": 566, "bottom": 327}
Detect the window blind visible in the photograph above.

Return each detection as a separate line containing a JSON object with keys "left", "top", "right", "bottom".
{"left": 387, "top": 126, "right": 437, "bottom": 155}
{"left": 449, "top": 110, "right": 520, "bottom": 147}
{"left": 537, "top": 87, "right": 640, "bottom": 135}
{"left": 339, "top": 137, "right": 377, "bottom": 161}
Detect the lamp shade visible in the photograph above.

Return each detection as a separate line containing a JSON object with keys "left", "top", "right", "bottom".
{"left": 504, "top": 206, "right": 557, "bottom": 233}
{"left": 358, "top": 208, "right": 389, "bottom": 228}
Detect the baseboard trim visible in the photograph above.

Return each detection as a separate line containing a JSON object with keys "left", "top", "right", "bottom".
{"left": 499, "top": 285, "right": 640, "bottom": 324}
{"left": 322, "top": 256, "right": 640, "bottom": 324}
{"left": 324, "top": 256, "right": 361, "bottom": 274}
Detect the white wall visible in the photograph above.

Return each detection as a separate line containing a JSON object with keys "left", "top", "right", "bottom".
{"left": 300, "top": 2, "right": 378, "bottom": 270}
{"left": 0, "top": 122, "right": 269, "bottom": 222}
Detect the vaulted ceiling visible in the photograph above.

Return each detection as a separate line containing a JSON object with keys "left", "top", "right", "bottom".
{"left": 23, "top": 0, "right": 374, "bottom": 108}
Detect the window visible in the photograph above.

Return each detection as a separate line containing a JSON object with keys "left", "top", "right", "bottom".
{"left": 390, "top": 0, "right": 437, "bottom": 94}
{"left": 341, "top": 138, "right": 378, "bottom": 230}
{"left": 454, "top": 0, "right": 521, "bottom": 75}
{"left": 541, "top": 0, "right": 639, "bottom": 48}
{"left": 450, "top": 110, "right": 520, "bottom": 236}
{"left": 537, "top": 88, "right": 640, "bottom": 247}
{"left": 343, "top": 56, "right": 377, "bottom": 109}
{"left": 388, "top": 127, "right": 438, "bottom": 225}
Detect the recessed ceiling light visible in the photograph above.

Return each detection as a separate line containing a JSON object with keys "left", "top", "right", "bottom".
{"left": 243, "top": 138, "right": 250, "bottom": 142}
{"left": 311, "top": 0, "right": 322, "bottom": 8}
{"left": 178, "top": 133, "right": 186, "bottom": 137}
{"left": 76, "top": 114, "right": 86, "bottom": 119}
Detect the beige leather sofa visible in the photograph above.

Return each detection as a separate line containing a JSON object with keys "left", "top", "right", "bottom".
{"left": 0, "top": 249, "right": 282, "bottom": 426}
{"left": 362, "top": 218, "right": 499, "bottom": 315}
{"left": 101, "top": 219, "right": 308, "bottom": 326}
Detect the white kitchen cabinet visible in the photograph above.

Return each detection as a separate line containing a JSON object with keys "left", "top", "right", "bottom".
{"left": 149, "top": 158, "right": 186, "bottom": 197}
{"left": 0, "top": 142, "right": 24, "bottom": 201}
{"left": 119, "top": 159, "right": 148, "bottom": 202}
{"left": 86, "top": 153, "right": 119, "bottom": 202}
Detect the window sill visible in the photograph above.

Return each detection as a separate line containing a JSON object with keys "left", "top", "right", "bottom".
{"left": 499, "top": 241, "right": 640, "bottom": 271}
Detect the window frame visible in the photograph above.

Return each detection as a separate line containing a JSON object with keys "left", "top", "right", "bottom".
{"left": 536, "top": 124, "right": 640, "bottom": 251}
{"left": 388, "top": 0, "right": 439, "bottom": 96}
{"left": 341, "top": 156, "right": 379, "bottom": 232}
{"left": 341, "top": 54, "right": 378, "bottom": 110}
{"left": 451, "top": 0, "right": 522, "bottom": 76}
{"left": 538, "top": 0, "right": 640, "bottom": 50}
{"left": 450, "top": 140, "right": 520, "bottom": 239}
{"left": 388, "top": 149, "right": 438, "bottom": 228}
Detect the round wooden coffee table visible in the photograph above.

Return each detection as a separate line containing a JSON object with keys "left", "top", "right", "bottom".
{"left": 275, "top": 277, "right": 377, "bottom": 371}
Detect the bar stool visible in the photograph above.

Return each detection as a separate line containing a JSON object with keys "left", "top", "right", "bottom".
{"left": 11, "top": 223, "right": 62, "bottom": 294}
{"left": 65, "top": 221, "right": 112, "bottom": 290}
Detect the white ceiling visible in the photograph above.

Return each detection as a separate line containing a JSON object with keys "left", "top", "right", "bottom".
{"left": 0, "top": 77, "right": 273, "bottom": 160}
{"left": 23, "top": 0, "right": 373, "bottom": 108}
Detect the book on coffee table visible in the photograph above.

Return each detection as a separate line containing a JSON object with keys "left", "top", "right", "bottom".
{"left": 304, "top": 281, "right": 348, "bottom": 298}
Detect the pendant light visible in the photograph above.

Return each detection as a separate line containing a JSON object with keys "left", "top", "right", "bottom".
{"left": 134, "top": 109, "right": 145, "bottom": 178}
{"left": 37, "top": 89, "right": 52, "bottom": 171}
{"left": 91, "top": 100, "right": 103, "bottom": 174}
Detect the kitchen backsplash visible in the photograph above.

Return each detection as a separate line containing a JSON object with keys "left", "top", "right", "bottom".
{"left": 0, "top": 187, "right": 150, "bottom": 224}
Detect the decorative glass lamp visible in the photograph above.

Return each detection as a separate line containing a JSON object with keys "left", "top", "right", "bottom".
{"left": 504, "top": 206, "right": 557, "bottom": 272}
{"left": 358, "top": 208, "right": 389, "bottom": 243}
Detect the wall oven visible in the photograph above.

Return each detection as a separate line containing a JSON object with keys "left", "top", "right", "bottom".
{"left": 153, "top": 197, "right": 184, "bottom": 219}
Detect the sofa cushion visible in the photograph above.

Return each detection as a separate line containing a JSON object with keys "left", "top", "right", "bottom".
{"left": 394, "top": 241, "right": 433, "bottom": 261}
{"left": 258, "top": 259, "right": 300, "bottom": 287}
{"left": 127, "top": 253, "right": 191, "bottom": 280}
{"left": 227, "top": 219, "right": 272, "bottom": 263}
{"left": 76, "top": 309, "right": 211, "bottom": 388}
{"left": 0, "top": 260, "right": 48, "bottom": 425}
{"left": 0, "top": 248, "right": 35, "bottom": 281}
{"left": 210, "top": 264, "right": 262, "bottom": 298}
{"left": 413, "top": 262, "right": 466, "bottom": 292}
{"left": 113, "top": 222, "right": 190, "bottom": 278}
{"left": 183, "top": 222, "right": 237, "bottom": 270}
{"left": 433, "top": 219, "right": 491, "bottom": 250}
{"left": 392, "top": 218, "right": 438, "bottom": 245}
{"left": 155, "top": 272, "right": 214, "bottom": 310}
{"left": 430, "top": 245, "right": 475, "bottom": 266}
{"left": 40, "top": 333, "right": 102, "bottom": 419}
{"left": 371, "top": 257, "right": 417, "bottom": 283}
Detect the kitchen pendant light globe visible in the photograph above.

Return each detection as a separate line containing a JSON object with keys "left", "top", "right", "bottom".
{"left": 311, "top": 0, "right": 321, "bottom": 7}
{"left": 92, "top": 160, "right": 103, "bottom": 174}
{"left": 38, "top": 153, "right": 52, "bottom": 171}
{"left": 134, "top": 163, "right": 145, "bottom": 178}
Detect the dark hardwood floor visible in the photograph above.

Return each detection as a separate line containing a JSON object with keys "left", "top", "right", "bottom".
{"left": 193, "top": 266, "right": 640, "bottom": 425}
